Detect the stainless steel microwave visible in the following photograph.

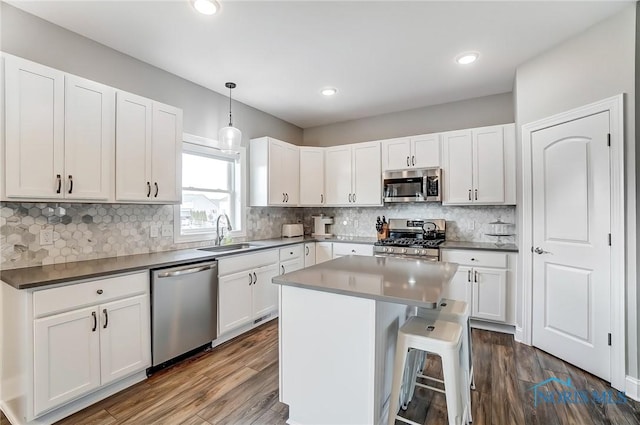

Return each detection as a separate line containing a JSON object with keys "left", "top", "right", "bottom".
{"left": 383, "top": 168, "right": 441, "bottom": 202}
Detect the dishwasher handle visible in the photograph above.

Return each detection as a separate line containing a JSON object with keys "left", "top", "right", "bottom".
{"left": 156, "top": 263, "right": 217, "bottom": 278}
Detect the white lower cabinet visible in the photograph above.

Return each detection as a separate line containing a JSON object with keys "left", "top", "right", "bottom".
{"left": 218, "top": 250, "right": 280, "bottom": 335}
{"left": 332, "top": 243, "right": 373, "bottom": 258}
{"left": 31, "top": 272, "right": 150, "bottom": 417}
{"left": 315, "top": 242, "right": 333, "bottom": 264}
{"left": 440, "top": 249, "right": 515, "bottom": 325}
{"left": 304, "top": 243, "right": 316, "bottom": 267}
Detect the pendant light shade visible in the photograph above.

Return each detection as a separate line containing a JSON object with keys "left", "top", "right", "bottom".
{"left": 219, "top": 82, "right": 242, "bottom": 152}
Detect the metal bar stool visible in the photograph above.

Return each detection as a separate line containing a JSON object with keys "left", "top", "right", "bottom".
{"left": 388, "top": 317, "right": 465, "bottom": 425}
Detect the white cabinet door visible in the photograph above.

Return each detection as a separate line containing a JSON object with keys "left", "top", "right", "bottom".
{"left": 442, "top": 130, "right": 473, "bottom": 205}
{"left": 441, "top": 266, "right": 472, "bottom": 304}
{"left": 381, "top": 138, "right": 411, "bottom": 171}
{"left": 151, "top": 102, "right": 182, "bottom": 203}
{"left": 411, "top": 134, "right": 440, "bottom": 168}
{"left": 99, "top": 295, "right": 151, "bottom": 386}
{"left": 325, "top": 146, "right": 352, "bottom": 205}
{"left": 64, "top": 75, "right": 114, "bottom": 201}
{"left": 471, "top": 267, "right": 507, "bottom": 322}
{"left": 304, "top": 243, "right": 316, "bottom": 267}
{"left": 268, "top": 140, "right": 286, "bottom": 205}
{"left": 5, "top": 56, "right": 65, "bottom": 199}
{"left": 315, "top": 242, "right": 333, "bottom": 264}
{"left": 473, "top": 126, "right": 505, "bottom": 204}
{"left": 33, "top": 306, "right": 101, "bottom": 416}
{"left": 299, "top": 148, "right": 325, "bottom": 206}
{"left": 282, "top": 143, "right": 300, "bottom": 205}
{"left": 115, "top": 91, "right": 152, "bottom": 202}
{"left": 252, "top": 264, "right": 280, "bottom": 319}
{"left": 219, "top": 270, "right": 253, "bottom": 334}
{"left": 280, "top": 257, "right": 304, "bottom": 275}
{"left": 352, "top": 142, "right": 381, "bottom": 205}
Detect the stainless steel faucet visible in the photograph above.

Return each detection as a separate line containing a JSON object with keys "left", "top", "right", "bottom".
{"left": 216, "top": 213, "right": 233, "bottom": 245}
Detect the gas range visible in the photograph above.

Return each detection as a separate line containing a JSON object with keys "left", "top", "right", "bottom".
{"left": 374, "top": 219, "right": 445, "bottom": 260}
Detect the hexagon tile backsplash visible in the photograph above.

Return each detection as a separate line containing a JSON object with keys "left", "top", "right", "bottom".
{"left": 0, "top": 202, "right": 515, "bottom": 270}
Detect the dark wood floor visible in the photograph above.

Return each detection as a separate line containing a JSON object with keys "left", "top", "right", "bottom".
{"left": 1, "top": 319, "right": 638, "bottom": 424}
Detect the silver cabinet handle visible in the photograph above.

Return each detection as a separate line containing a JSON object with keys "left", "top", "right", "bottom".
{"left": 154, "top": 182, "right": 159, "bottom": 198}
{"left": 474, "top": 271, "right": 478, "bottom": 283}
{"left": 253, "top": 272, "right": 257, "bottom": 284}
{"left": 68, "top": 175, "right": 73, "bottom": 194}
{"left": 407, "top": 156, "right": 410, "bottom": 166}
{"left": 91, "top": 311, "right": 97, "bottom": 332}
{"left": 283, "top": 193, "right": 286, "bottom": 202}
{"left": 348, "top": 193, "right": 352, "bottom": 203}
{"left": 96, "top": 289, "right": 103, "bottom": 295}
{"left": 412, "top": 156, "right": 415, "bottom": 166}
{"left": 534, "top": 247, "right": 553, "bottom": 255}
{"left": 156, "top": 264, "right": 216, "bottom": 278}
{"left": 103, "top": 308, "right": 108, "bottom": 329}
{"left": 306, "top": 246, "right": 309, "bottom": 255}
{"left": 320, "top": 194, "right": 324, "bottom": 204}
{"left": 468, "top": 189, "right": 471, "bottom": 201}
{"left": 56, "top": 174, "right": 62, "bottom": 194}
{"left": 286, "top": 193, "right": 289, "bottom": 202}
{"left": 352, "top": 193, "right": 356, "bottom": 203}
{"left": 467, "top": 270, "right": 471, "bottom": 282}
{"left": 475, "top": 189, "right": 478, "bottom": 200}
{"left": 281, "top": 265, "right": 285, "bottom": 274}
{"left": 249, "top": 273, "right": 253, "bottom": 285}
{"left": 147, "top": 182, "right": 151, "bottom": 197}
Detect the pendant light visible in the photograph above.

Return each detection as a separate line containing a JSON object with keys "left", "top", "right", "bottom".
{"left": 219, "top": 82, "right": 242, "bottom": 152}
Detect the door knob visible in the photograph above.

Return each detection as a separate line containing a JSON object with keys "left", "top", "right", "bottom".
{"left": 534, "top": 247, "right": 552, "bottom": 255}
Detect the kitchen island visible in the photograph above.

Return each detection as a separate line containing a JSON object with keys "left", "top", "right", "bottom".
{"left": 272, "top": 256, "right": 458, "bottom": 425}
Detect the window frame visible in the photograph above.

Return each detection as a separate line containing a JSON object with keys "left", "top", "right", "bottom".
{"left": 174, "top": 133, "right": 246, "bottom": 243}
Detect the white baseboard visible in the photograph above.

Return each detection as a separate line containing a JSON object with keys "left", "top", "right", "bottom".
{"left": 514, "top": 326, "right": 525, "bottom": 344}
{"left": 470, "top": 319, "right": 515, "bottom": 335}
{"left": 212, "top": 314, "right": 277, "bottom": 348}
{"left": 0, "top": 400, "right": 21, "bottom": 425}
{"left": 626, "top": 375, "right": 640, "bottom": 401}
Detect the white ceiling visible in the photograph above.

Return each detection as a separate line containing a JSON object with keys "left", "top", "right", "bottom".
{"left": 7, "top": 0, "right": 632, "bottom": 128}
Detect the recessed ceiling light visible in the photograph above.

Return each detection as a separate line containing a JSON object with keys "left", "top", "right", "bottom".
{"left": 193, "top": 0, "right": 219, "bottom": 15}
{"left": 456, "top": 52, "right": 479, "bottom": 65}
{"left": 321, "top": 87, "right": 338, "bottom": 96}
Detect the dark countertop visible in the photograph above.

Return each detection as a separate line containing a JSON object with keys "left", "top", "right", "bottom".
{"left": 273, "top": 255, "right": 459, "bottom": 309}
{"left": 1, "top": 236, "right": 515, "bottom": 290}
{"left": 440, "top": 241, "right": 518, "bottom": 252}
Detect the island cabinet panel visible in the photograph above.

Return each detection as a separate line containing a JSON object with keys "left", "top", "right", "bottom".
{"left": 279, "top": 285, "right": 405, "bottom": 425}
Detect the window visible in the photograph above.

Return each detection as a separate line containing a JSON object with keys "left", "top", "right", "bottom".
{"left": 174, "top": 134, "right": 246, "bottom": 243}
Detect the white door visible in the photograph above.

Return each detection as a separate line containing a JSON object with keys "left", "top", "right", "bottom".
{"left": 268, "top": 140, "right": 285, "bottom": 205}
{"left": 252, "top": 264, "right": 280, "bottom": 318}
{"left": 352, "top": 142, "right": 381, "bottom": 205}
{"left": 472, "top": 268, "right": 507, "bottom": 322}
{"left": 99, "top": 295, "right": 151, "bottom": 385}
{"left": 304, "top": 243, "right": 316, "bottom": 267}
{"left": 33, "top": 306, "right": 101, "bottom": 415}
{"left": 325, "top": 146, "right": 352, "bottom": 205}
{"left": 5, "top": 56, "right": 65, "bottom": 199}
{"left": 151, "top": 102, "right": 182, "bottom": 203}
{"left": 64, "top": 75, "right": 114, "bottom": 201}
{"left": 473, "top": 126, "right": 505, "bottom": 204}
{"left": 411, "top": 134, "right": 440, "bottom": 168}
{"left": 441, "top": 266, "right": 472, "bottom": 305}
{"left": 442, "top": 130, "right": 473, "bottom": 204}
{"left": 218, "top": 270, "right": 253, "bottom": 334}
{"left": 299, "top": 148, "right": 325, "bottom": 206}
{"left": 315, "top": 242, "right": 333, "bottom": 264}
{"left": 283, "top": 143, "right": 300, "bottom": 205}
{"left": 381, "top": 138, "right": 411, "bottom": 171}
{"left": 115, "top": 91, "right": 152, "bottom": 201}
{"left": 532, "top": 111, "right": 611, "bottom": 381}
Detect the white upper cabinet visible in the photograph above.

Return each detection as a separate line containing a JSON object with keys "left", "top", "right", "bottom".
{"left": 115, "top": 92, "right": 182, "bottom": 204}
{"left": 442, "top": 123, "right": 515, "bottom": 205}
{"left": 250, "top": 137, "right": 300, "bottom": 206}
{"left": 381, "top": 134, "right": 440, "bottom": 171}
{"left": 325, "top": 141, "right": 381, "bottom": 206}
{"left": 4, "top": 56, "right": 114, "bottom": 201}
{"left": 299, "top": 147, "right": 325, "bottom": 206}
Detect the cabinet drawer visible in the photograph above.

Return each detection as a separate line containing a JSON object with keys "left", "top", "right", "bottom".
{"left": 279, "top": 244, "right": 303, "bottom": 261}
{"left": 441, "top": 250, "right": 507, "bottom": 268}
{"left": 332, "top": 243, "right": 373, "bottom": 257}
{"left": 33, "top": 272, "right": 148, "bottom": 318}
{"left": 219, "top": 249, "right": 279, "bottom": 276}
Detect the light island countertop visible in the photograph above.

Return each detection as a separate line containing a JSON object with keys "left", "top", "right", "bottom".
{"left": 272, "top": 255, "right": 459, "bottom": 309}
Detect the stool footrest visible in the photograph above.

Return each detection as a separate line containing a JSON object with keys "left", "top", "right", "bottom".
{"left": 417, "top": 374, "right": 445, "bottom": 385}
{"left": 394, "top": 415, "right": 424, "bottom": 425}
{"left": 415, "top": 382, "right": 446, "bottom": 394}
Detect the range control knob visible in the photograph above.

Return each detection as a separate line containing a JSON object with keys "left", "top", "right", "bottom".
{"left": 402, "top": 248, "right": 407, "bottom": 254}
{"left": 420, "top": 249, "right": 427, "bottom": 255}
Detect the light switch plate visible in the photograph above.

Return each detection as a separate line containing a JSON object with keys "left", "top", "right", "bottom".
{"left": 150, "top": 225, "right": 159, "bottom": 238}
{"left": 40, "top": 228, "right": 53, "bottom": 246}
{"left": 162, "top": 225, "right": 173, "bottom": 237}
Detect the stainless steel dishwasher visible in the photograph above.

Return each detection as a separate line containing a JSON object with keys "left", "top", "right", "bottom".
{"left": 151, "top": 261, "right": 218, "bottom": 367}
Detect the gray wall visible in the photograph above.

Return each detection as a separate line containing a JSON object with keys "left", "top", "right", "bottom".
{"left": 302, "top": 92, "right": 514, "bottom": 146}
{"left": 0, "top": 3, "right": 303, "bottom": 145}
{"left": 514, "top": 4, "right": 637, "bottom": 379}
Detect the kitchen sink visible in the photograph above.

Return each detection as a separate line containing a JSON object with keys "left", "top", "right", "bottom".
{"left": 198, "top": 243, "right": 257, "bottom": 253}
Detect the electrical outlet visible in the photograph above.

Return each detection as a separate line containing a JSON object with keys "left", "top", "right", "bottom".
{"left": 161, "top": 225, "right": 173, "bottom": 237}
{"left": 354, "top": 219, "right": 359, "bottom": 227}
{"left": 150, "top": 225, "right": 159, "bottom": 238}
{"left": 40, "top": 228, "right": 54, "bottom": 246}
